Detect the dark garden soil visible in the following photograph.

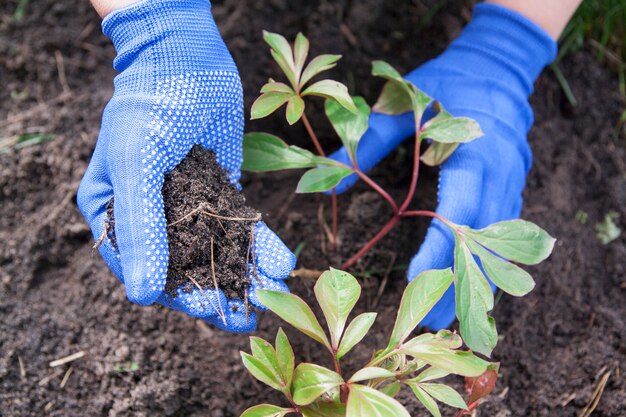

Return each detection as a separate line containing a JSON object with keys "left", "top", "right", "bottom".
{"left": 0, "top": 0, "right": 624, "bottom": 416}
{"left": 107, "top": 146, "right": 259, "bottom": 300}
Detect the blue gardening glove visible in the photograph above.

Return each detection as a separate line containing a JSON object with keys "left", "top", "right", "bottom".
{"left": 77, "top": 0, "right": 295, "bottom": 332}
{"left": 331, "top": 3, "right": 557, "bottom": 330}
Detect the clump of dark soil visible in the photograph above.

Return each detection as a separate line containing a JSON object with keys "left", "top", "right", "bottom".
{"left": 107, "top": 145, "right": 259, "bottom": 300}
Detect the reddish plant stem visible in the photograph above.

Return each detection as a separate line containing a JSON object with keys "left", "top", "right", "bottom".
{"left": 401, "top": 210, "right": 451, "bottom": 225}
{"left": 301, "top": 111, "right": 339, "bottom": 248}
{"left": 353, "top": 168, "right": 399, "bottom": 214}
{"left": 342, "top": 216, "right": 400, "bottom": 269}
{"left": 399, "top": 128, "right": 422, "bottom": 213}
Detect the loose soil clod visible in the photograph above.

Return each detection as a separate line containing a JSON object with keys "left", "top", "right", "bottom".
{"left": 106, "top": 145, "right": 260, "bottom": 300}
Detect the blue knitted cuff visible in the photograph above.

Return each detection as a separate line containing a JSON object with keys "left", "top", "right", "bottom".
{"left": 439, "top": 2, "right": 558, "bottom": 95}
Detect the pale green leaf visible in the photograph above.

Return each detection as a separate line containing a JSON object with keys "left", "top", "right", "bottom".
{"left": 413, "top": 367, "right": 450, "bottom": 382}
{"left": 302, "top": 80, "right": 357, "bottom": 113}
{"left": 465, "top": 238, "right": 535, "bottom": 296}
{"left": 240, "top": 404, "right": 293, "bottom": 417}
{"left": 261, "top": 81, "right": 294, "bottom": 94}
{"left": 349, "top": 367, "right": 395, "bottom": 383}
{"left": 250, "top": 337, "right": 283, "bottom": 386}
{"left": 373, "top": 80, "right": 413, "bottom": 115}
{"left": 293, "top": 33, "right": 309, "bottom": 79}
{"left": 380, "top": 381, "right": 401, "bottom": 397}
{"left": 296, "top": 166, "right": 354, "bottom": 193}
{"left": 275, "top": 328, "right": 295, "bottom": 390}
{"left": 458, "top": 220, "right": 556, "bottom": 265}
{"left": 300, "top": 54, "right": 342, "bottom": 86}
{"left": 454, "top": 235, "right": 497, "bottom": 356}
{"left": 387, "top": 269, "right": 454, "bottom": 351}
{"left": 314, "top": 268, "right": 361, "bottom": 349}
{"left": 292, "top": 363, "right": 344, "bottom": 406}
{"left": 286, "top": 95, "right": 305, "bottom": 125}
{"left": 421, "top": 108, "right": 483, "bottom": 144}
{"left": 408, "top": 384, "right": 441, "bottom": 417}
{"left": 256, "top": 290, "right": 330, "bottom": 349}
{"left": 263, "top": 31, "right": 297, "bottom": 87}
{"left": 347, "top": 384, "right": 411, "bottom": 417}
{"left": 240, "top": 352, "right": 284, "bottom": 391}
{"left": 420, "top": 383, "right": 468, "bottom": 410}
{"left": 371, "top": 61, "right": 432, "bottom": 116}
{"left": 324, "top": 96, "right": 370, "bottom": 161}
{"left": 399, "top": 344, "right": 488, "bottom": 377}
{"left": 251, "top": 92, "right": 293, "bottom": 120}
{"left": 302, "top": 402, "right": 346, "bottom": 417}
{"left": 371, "top": 60, "right": 405, "bottom": 84}
{"left": 421, "top": 142, "right": 459, "bottom": 167}
{"left": 336, "top": 312, "right": 377, "bottom": 360}
{"left": 242, "top": 132, "right": 336, "bottom": 172}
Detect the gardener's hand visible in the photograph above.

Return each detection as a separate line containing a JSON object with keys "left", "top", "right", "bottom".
{"left": 78, "top": 0, "right": 295, "bottom": 332}
{"left": 330, "top": 3, "right": 558, "bottom": 329}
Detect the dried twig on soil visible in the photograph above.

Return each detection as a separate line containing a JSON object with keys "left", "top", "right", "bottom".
{"left": 210, "top": 237, "right": 227, "bottom": 324}
{"left": 290, "top": 268, "right": 325, "bottom": 280}
{"left": 578, "top": 370, "right": 611, "bottom": 417}
{"left": 54, "top": 50, "right": 71, "bottom": 94}
{"left": 49, "top": 351, "right": 85, "bottom": 368}
{"left": 59, "top": 367, "right": 73, "bottom": 389}
{"left": 168, "top": 204, "right": 261, "bottom": 228}
{"left": 18, "top": 355, "right": 26, "bottom": 380}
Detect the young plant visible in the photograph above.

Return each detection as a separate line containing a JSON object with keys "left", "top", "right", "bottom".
{"left": 240, "top": 268, "right": 498, "bottom": 417}
{"left": 243, "top": 32, "right": 556, "bottom": 356}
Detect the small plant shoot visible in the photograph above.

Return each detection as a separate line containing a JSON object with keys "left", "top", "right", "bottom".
{"left": 240, "top": 268, "right": 499, "bottom": 417}
{"left": 243, "top": 31, "right": 556, "bottom": 357}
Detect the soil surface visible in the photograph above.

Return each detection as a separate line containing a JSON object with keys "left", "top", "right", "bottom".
{"left": 107, "top": 146, "right": 258, "bottom": 300}
{"left": 1, "top": 0, "right": 625, "bottom": 416}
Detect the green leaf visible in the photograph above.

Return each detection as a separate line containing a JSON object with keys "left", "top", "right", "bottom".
{"left": 296, "top": 166, "right": 354, "bottom": 193}
{"left": 386, "top": 269, "right": 454, "bottom": 351}
{"left": 300, "top": 54, "right": 342, "bottom": 86}
{"left": 302, "top": 80, "right": 357, "bottom": 113}
{"left": 250, "top": 337, "right": 283, "bottom": 386}
{"left": 302, "top": 402, "right": 346, "bottom": 417}
{"left": 257, "top": 290, "right": 330, "bottom": 348}
{"left": 380, "top": 381, "right": 401, "bottom": 398}
{"left": 242, "top": 132, "right": 336, "bottom": 172}
{"left": 263, "top": 31, "right": 297, "bottom": 87}
{"left": 292, "top": 364, "right": 344, "bottom": 406}
{"left": 371, "top": 60, "right": 432, "bottom": 116}
{"left": 465, "top": 239, "right": 535, "bottom": 296}
{"left": 251, "top": 92, "right": 293, "bottom": 120}
{"left": 240, "top": 352, "right": 284, "bottom": 391}
{"left": 408, "top": 384, "right": 441, "bottom": 417}
{"left": 420, "top": 383, "right": 468, "bottom": 410}
{"left": 349, "top": 367, "right": 395, "bottom": 383}
{"left": 413, "top": 367, "right": 449, "bottom": 382}
{"left": 373, "top": 80, "right": 413, "bottom": 115}
{"left": 286, "top": 95, "right": 305, "bottom": 125}
{"left": 324, "top": 96, "right": 371, "bottom": 161}
{"left": 336, "top": 312, "right": 377, "bottom": 360}
{"left": 458, "top": 220, "right": 556, "bottom": 265}
{"left": 421, "top": 106, "right": 483, "bottom": 144}
{"left": 421, "top": 142, "right": 459, "bottom": 167}
{"left": 347, "top": 384, "right": 411, "bottom": 417}
{"left": 293, "top": 33, "right": 309, "bottom": 79}
{"left": 402, "top": 330, "right": 462, "bottom": 350}
{"left": 595, "top": 211, "right": 622, "bottom": 244}
{"left": 261, "top": 81, "right": 295, "bottom": 94}
{"left": 240, "top": 404, "right": 293, "bottom": 417}
{"left": 314, "top": 268, "right": 361, "bottom": 349}
{"left": 275, "top": 328, "right": 295, "bottom": 390}
{"left": 399, "top": 343, "right": 488, "bottom": 377}
{"left": 454, "top": 235, "right": 497, "bottom": 356}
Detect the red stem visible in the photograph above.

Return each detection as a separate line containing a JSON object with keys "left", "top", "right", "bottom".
{"left": 301, "top": 111, "right": 338, "bottom": 248}
{"left": 341, "top": 216, "right": 400, "bottom": 269}
{"left": 401, "top": 210, "right": 451, "bottom": 225}
{"left": 399, "top": 129, "right": 422, "bottom": 213}
{"left": 353, "top": 168, "right": 399, "bottom": 214}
